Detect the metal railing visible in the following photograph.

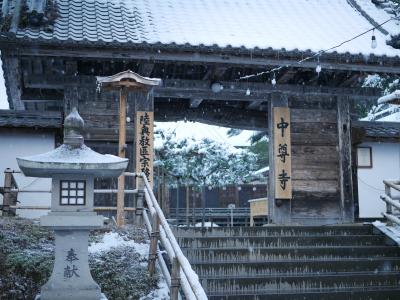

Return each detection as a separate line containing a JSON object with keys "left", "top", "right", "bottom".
{"left": 381, "top": 180, "right": 400, "bottom": 225}
{"left": 129, "top": 172, "right": 208, "bottom": 300}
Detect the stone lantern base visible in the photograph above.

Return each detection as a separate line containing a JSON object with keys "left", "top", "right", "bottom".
{"left": 35, "top": 294, "right": 108, "bottom": 300}
{"left": 39, "top": 214, "right": 105, "bottom": 300}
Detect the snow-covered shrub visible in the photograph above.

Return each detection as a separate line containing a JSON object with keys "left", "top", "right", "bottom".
{"left": 155, "top": 129, "right": 258, "bottom": 187}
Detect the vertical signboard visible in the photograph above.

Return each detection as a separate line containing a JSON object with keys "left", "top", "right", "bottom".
{"left": 273, "top": 107, "right": 292, "bottom": 199}
{"left": 136, "top": 111, "right": 154, "bottom": 187}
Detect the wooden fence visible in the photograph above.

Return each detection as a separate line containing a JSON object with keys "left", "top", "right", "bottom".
{"left": 132, "top": 172, "right": 208, "bottom": 300}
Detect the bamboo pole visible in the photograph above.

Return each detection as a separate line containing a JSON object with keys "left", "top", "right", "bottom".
{"left": 117, "top": 87, "right": 128, "bottom": 227}
{"left": 148, "top": 214, "right": 160, "bottom": 275}
{"left": 171, "top": 257, "right": 181, "bottom": 300}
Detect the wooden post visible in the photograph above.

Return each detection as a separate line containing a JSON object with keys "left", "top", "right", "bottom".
{"left": 148, "top": 214, "right": 160, "bottom": 276}
{"left": 97, "top": 71, "right": 161, "bottom": 227}
{"left": 268, "top": 93, "right": 291, "bottom": 224}
{"left": 337, "top": 96, "right": 354, "bottom": 223}
{"left": 2, "top": 168, "right": 13, "bottom": 216}
{"left": 170, "top": 257, "right": 181, "bottom": 300}
{"left": 385, "top": 183, "right": 392, "bottom": 225}
{"left": 117, "top": 87, "right": 128, "bottom": 227}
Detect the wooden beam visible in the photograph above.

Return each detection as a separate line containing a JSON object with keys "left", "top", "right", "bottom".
{"left": 22, "top": 75, "right": 381, "bottom": 101}
{"left": 6, "top": 44, "right": 399, "bottom": 74}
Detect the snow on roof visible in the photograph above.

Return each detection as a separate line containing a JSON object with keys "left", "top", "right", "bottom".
{"left": 354, "top": 0, "right": 400, "bottom": 36}
{"left": 378, "top": 90, "right": 400, "bottom": 105}
{"left": 17, "top": 144, "right": 129, "bottom": 177}
{"left": 155, "top": 121, "right": 255, "bottom": 147}
{"left": 13, "top": 0, "right": 400, "bottom": 57}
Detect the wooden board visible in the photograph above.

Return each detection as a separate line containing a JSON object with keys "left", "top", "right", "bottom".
{"left": 273, "top": 107, "right": 292, "bottom": 199}
{"left": 135, "top": 111, "right": 154, "bottom": 187}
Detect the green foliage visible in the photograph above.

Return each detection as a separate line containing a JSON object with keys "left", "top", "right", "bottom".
{"left": 155, "top": 129, "right": 258, "bottom": 186}
{"left": 90, "top": 247, "right": 157, "bottom": 300}
{"left": 357, "top": 74, "right": 400, "bottom": 119}
{"left": 0, "top": 218, "right": 54, "bottom": 299}
{"left": 248, "top": 138, "right": 269, "bottom": 170}
{"left": 0, "top": 218, "right": 157, "bottom": 300}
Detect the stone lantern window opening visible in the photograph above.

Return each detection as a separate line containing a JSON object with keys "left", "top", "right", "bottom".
{"left": 60, "top": 180, "right": 86, "bottom": 205}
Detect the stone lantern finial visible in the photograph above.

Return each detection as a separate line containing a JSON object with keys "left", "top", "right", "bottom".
{"left": 64, "top": 107, "right": 84, "bottom": 148}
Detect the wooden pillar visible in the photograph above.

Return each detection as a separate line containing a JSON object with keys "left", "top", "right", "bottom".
{"left": 337, "top": 96, "right": 354, "bottom": 223}
{"left": 268, "top": 93, "right": 291, "bottom": 224}
{"left": 2, "top": 168, "right": 15, "bottom": 216}
{"left": 117, "top": 87, "right": 128, "bottom": 227}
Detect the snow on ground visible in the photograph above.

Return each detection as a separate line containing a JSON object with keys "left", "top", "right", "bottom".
{"left": 140, "top": 275, "right": 169, "bottom": 300}
{"left": 195, "top": 222, "right": 220, "bottom": 228}
{"left": 155, "top": 121, "right": 256, "bottom": 147}
{"left": 373, "top": 221, "right": 400, "bottom": 245}
{"left": 89, "top": 231, "right": 149, "bottom": 259}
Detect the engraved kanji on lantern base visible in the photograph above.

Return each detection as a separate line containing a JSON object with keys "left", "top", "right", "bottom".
{"left": 17, "top": 108, "right": 128, "bottom": 300}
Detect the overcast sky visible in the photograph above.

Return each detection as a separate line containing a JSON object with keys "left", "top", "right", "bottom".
{"left": 0, "top": 56, "right": 9, "bottom": 109}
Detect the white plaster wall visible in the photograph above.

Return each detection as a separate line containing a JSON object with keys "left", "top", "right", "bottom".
{"left": 357, "top": 142, "right": 400, "bottom": 218}
{"left": 0, "top": 129, "right": 54, "bottom": 218}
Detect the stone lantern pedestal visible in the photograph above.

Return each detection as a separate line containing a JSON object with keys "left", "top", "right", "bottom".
{"left": 18, "top": 108, "right": 128, "bottom": 300}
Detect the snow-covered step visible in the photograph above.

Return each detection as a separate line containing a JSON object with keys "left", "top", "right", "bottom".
{"left": 173, "top": 224, "right": 374, "bottom": 238}
{"left": 207, "top": 288, "right": 400, "bottom": 300}
{"left": 191, "top": 258, "right": 400, "bottom": 277}
{"left": 201, "top": 272, "right": 400, "bottom": 294}
{"left": 177, "top": 235, "right": 388, "bottom": 248}
{"left": 182, "top": 246, "right": 400, "bottom": 262}
{"left": 174, "top": 225, "right": 400, "bottom": 298}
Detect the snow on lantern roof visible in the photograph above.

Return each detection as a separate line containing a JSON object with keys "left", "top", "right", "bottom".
{"left": 96, "top": 70, "right": 161, "bottom": 90}
{"left": 8, "top": 0, "right": 400, "bottom": 58}
{"left": 17, "top": 108, "right": 128, "bottom": 178}
{"left": 378, "top": 90, "right": 400, "bottom": 105}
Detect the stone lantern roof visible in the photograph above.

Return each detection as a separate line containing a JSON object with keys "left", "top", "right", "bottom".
{"left": 17, "top": 108, "right": 129, "bottom": 178}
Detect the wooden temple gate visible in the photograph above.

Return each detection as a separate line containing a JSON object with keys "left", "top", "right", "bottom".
{"left": 1, "top": 22, "right": 394, "bottom": 225}
{"left": 0, "top": 50, "right": 386, "bottom": 225}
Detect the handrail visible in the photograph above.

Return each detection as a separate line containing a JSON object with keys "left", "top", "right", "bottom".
{"left": 127, "top": 172, "right": 208, "bottom": 300}
{"left": 381, "top": 180, "right": 400, "bottom": 226}
{"left": 383, "top": 180, "right": 400, "bottom": 192}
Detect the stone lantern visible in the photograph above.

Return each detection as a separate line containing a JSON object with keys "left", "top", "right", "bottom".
{"left": 17, "top": 108, "right": 129, "bottom": 300}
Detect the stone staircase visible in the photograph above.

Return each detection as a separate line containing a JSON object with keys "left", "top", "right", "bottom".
{"left": 173, "top": 225, "right": 400, "bottom": 300}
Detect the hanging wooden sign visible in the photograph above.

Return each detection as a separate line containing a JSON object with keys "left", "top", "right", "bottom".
{"left": 273, "top": 107, "right": 292, "bottom": 199}
{"left": 136, "top": 111, "right": 154, "bottom": 188}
